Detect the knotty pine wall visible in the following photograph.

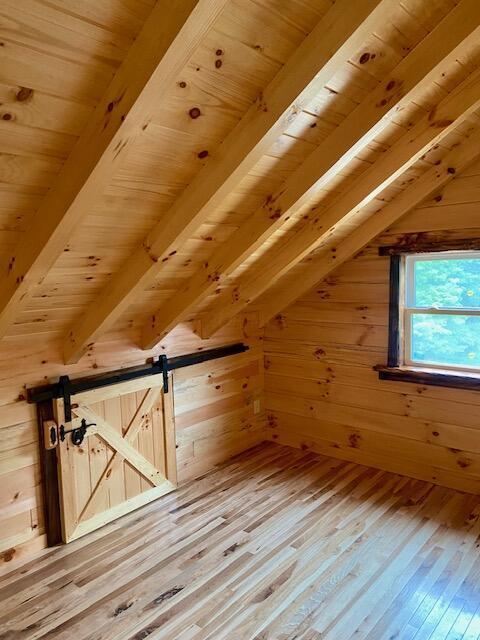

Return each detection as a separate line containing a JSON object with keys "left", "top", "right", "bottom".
{"left": 0, "top": 316, "right": 264, "bottom": 572}
{"left": 265, "top": 158, "right": 480, "bottom": 496}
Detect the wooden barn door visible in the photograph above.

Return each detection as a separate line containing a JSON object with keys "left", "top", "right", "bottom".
{"left": 54, "top": 373, "right": 177, "bottom": 543}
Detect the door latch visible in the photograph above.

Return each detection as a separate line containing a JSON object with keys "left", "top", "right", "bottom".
{"left": 60, "top": 418, "right": 96, "bottom": 446}
{"left": 43, "top": 420, "right": 59, "bottom": 449}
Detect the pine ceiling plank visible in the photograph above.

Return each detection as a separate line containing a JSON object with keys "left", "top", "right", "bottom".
{"left": 0, "top": 82, "right": 91, "bottom": 137}
{"left": 197, "top": 0, "right": 480, "bottom": 339}
{"left": 0, "top": 0, "right": 135, "bottom": 69}
{"left": 255, "top": 122, "right": 480, "bottom": 326}
{"left": 199, "top": 72, "right": 480, "bottom": 340}
{"left": 0, "top": 0, "right": 227, "bottom": 343}
{"left": 62, "top": 0, "right": 397, "bottom": 364}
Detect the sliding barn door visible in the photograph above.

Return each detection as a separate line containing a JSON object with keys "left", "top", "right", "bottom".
{"left": 54, "top": 373, "right": 177, "bottom": 543}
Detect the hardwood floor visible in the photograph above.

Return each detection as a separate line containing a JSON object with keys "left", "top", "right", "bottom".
{"left": 1, "top": 442, "right": 480, "bottom": 640}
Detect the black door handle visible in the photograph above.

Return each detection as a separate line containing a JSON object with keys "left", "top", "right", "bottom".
{"left": 60, "top": 418, "right": 96, "bottom": 446}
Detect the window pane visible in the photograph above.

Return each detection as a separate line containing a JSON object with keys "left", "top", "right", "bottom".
{"left": 410, "top": 314, "right": 480, "bottom": 368}
{"left": 412, "top": 258, "right": 480, "bottom": 309}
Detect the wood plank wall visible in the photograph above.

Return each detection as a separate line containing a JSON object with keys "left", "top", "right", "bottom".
{"left": 0, "top": 316, "right": 264, "bottom": 573}
{"left": 265, "top": 158, "right": 480, "bottom": 496}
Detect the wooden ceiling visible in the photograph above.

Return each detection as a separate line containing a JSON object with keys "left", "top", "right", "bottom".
{"left": 1, "top": 0, "right": 480, "bottom": 364}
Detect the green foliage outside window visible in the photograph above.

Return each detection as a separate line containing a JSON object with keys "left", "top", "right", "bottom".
{"left": 409, "top": 258, "right": 480, "bottom": 368}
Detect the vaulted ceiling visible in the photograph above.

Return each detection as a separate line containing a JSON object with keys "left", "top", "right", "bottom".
{"left": 1, "top": 0, "right": 480, "bottom": 364}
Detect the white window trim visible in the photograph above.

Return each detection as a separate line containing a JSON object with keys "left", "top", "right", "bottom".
{"left": 402, "top": 251, "right": 480, "bottom": 374}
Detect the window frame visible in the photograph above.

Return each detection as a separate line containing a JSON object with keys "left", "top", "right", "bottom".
{"left": 376, "top": 243, "right": 480, "bottom": 391}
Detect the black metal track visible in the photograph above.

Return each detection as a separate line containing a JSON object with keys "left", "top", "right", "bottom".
{"left": 27, "top": 342, "right": 249, "bottom": 404}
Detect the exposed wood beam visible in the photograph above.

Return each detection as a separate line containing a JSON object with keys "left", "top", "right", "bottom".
{"left": 0, "top": 0, "right": 227, "bottom": 338}
{"left": 254, "top": 122, "right": 480, "bottom": 326}
{"left": 63, "top": 0, "right": 398, "bottom": 363}
{"left": 144, "top": 65, "right": 480, "bottom": 349}
{"left": 199, "top": 3, "right": 480, "bottom": 338}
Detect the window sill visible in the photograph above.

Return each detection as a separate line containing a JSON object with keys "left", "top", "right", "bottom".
{"left": 374, "top": 364, "right": 480, "bottom": 391}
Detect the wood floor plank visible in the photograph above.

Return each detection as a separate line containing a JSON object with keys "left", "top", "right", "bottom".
{"left": 1, "top": 442, "right": 480, "bottom": 640}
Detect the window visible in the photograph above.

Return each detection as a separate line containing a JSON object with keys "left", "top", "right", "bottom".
{"left": 376, "top": 246, "right": 480, "bottom": 390}
{"left": 403, "top": 252, "right": 480, "bottom": 372}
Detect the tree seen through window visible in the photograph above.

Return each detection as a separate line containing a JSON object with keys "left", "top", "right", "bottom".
{"left": 406, "top": 256, "right": 480, "bottom": 369}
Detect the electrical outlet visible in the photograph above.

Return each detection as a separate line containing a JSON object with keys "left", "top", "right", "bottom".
{"left": 253, "top": 398, "right": 261, "bottom": 415}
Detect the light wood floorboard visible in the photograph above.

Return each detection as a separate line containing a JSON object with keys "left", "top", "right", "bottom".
{"left": 1, "top": 442, "right": 480, "bottom": 640}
